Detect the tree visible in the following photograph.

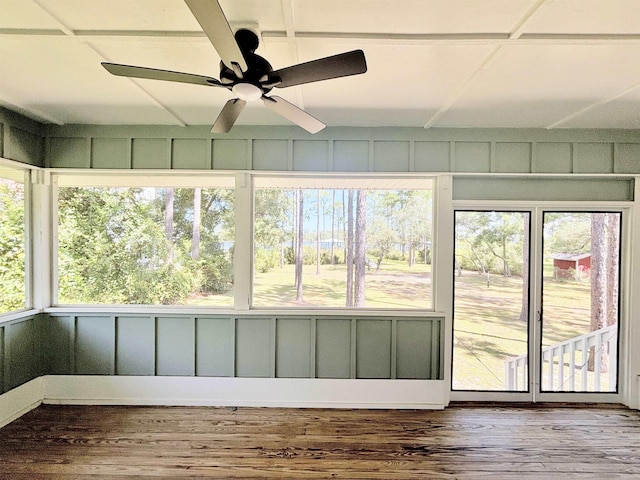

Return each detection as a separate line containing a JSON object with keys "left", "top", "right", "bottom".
{"left": 589, "top": 213, "right": 607, "bottom": 371}
{"left": 346, "top": 190, "right": 354, "bottom": 307}
{"left": 354, "top": 190, "right": 367, "bottom": 306}
{"left": 295, "top": 190, "right": 304, "bottom": 302}
{"left": 191, "top": 188, "right": 201, "bottom": 260}
{"left": 0, "top": 179, "right": 25, "bottom": 313}
{"left": 164, "top": 188, "right": 174, "bottom": 263}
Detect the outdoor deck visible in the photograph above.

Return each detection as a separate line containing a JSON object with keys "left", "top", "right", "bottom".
{"left": 1, "top": 403, "right": 639, "bottom": 479}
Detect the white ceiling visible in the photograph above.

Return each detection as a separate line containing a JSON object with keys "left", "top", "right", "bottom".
{"left": 1, "top": 0, "right": 639, "bottom": 130}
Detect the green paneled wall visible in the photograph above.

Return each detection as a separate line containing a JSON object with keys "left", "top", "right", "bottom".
{"left": 43, "top": 125, "right": 640, "bottom": 174}
{"left": 0, "top": 315, "right": 46, "bottom": 394}
{"left": 43, "top": 313, "right": 443, "bottom": 381}
{"left": 0, "top": 107, "right": 45, "bottom": 166}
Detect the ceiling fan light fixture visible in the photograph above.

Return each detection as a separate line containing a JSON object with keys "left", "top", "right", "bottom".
{"left": 232, "top": 83, "right": 262, "bottom": 101}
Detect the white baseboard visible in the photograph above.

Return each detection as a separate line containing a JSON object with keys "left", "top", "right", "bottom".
{"left": 0, "top": 377, "right": 44, "bottom": 428}
{"left": 1, "top": 376, "right": 444, "bottom": 427}
{"left": 43, "top": 376, "right": 446, "bottom": 409}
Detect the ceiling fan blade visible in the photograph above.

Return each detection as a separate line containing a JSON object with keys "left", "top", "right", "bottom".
{"left": 262, "top": 96, "right": 325, "bottom": 134}
{"left": 271, "top": 50, "right": 367, "bottom": 88}
{"left": 184, "top": 0, "right": 247, "bottom": 73}
{"left": 102, "top": 62, "right": 223, "bottom": 87}
{"left": 211, "top": 98, "right": 246, "bottom": 133}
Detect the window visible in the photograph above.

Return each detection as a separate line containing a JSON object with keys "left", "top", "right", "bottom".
{"left": 55, "top": 175, "right": 234, "bottom": 306}
{"left": 253, "top": 176, "right": 433, "bottom": 308}
{"left": 0, "top": 164, "right": 27, "bottom": 314}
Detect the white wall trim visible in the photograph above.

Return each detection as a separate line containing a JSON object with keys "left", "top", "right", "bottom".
{"left": 0, "top": 377, "right": 44, "bottom": 428}
{"left": 42, "top": 376, "right": 446, "bottom": 409}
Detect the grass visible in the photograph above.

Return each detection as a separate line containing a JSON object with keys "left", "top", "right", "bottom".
{"left": 452, "top": 269, "right": 599, "bottom": 391}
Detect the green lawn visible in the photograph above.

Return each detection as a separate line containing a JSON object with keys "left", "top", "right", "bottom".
{"left": 452, "top": 269, "right": 595, "bottom": 391}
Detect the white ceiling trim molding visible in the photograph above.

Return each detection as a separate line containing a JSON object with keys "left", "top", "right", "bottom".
{"left": 24, "top": 0, "right": 188, "bottom": 127}
{"left": 3, "top": 29, "right": 640, "bottom": 46}
{"left": 547, "top": 80, "right": 640, "bottom": 130}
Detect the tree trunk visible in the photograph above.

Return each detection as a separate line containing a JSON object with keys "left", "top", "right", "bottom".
{"left": 588, "top": 213, "right": 607, "bottom": 371}
{"left": 316, "top": 190, "right": 321, "bottom": 275}
{"left": 606, "top": 213, "right": 619, "bottom": 327}
{"left": 519, "top": 214, "right": 530, "bottom": 321}
{"left": 164, "top": 188, "right": 174, "bottom": 263}
{"left": 354, "top": 190, "right": 367, "bottom": 307}
{"left": 331, "top": 190, "right": 336, "bottom": 265}
{"left": 346, "top": 191, "right": 354, "bottom": 307}
{"left": 191, "top": 188, "right": 201, "bottom": 260}
{"left": 296, "top": 190, "right": 304, "bottom": 302}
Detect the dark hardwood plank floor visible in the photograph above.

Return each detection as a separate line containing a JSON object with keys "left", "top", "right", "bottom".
{"left": 1, "top": 403, "right": 639, "bottom": 479}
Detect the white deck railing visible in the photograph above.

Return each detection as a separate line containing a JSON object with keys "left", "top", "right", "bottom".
{"left": 505, "top": 324, "right": 617, "bottom": 392}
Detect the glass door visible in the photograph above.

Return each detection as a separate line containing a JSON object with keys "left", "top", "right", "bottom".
{"left": 539, "top": 212, "right": 621, "bottom": 394}
{"left": 452, "top": 211, "right": 531, "bottom": 393}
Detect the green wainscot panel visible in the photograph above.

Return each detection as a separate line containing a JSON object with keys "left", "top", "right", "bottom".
{"left": 252, "top": 139, "right": 288, "bottom": 171}
{"left": 534, "top": 142, "right": 572, "bottom": 173}
{"left": 196, "top": 317, "right": 234, "bottom": 377}
{"left": 454, "top": 142, "right": 491, "bottom": 173}
{"left": 131, "top": 138, "right": 169, "bottom": 169}
{"left": 116, "top": 316, "right": 155, "bottom": 376}
{"left": 495, "top": 142, "right": 531, "bottom": 173}
{"left": 615, "top": 144, "right": 640, "bottom": 174}
{"left": 0, "top": 325, "right": 4, "bottom": 393}
{"left": 293, "top": 140, "right": 329, "bottom": 171}
{"left": 7, "top": 318, "right": 37, "bottom": 390}
{"left": 276, "top": 318, "right": 313, "bottom": 378}
{"left": 414, "top": 141, "right": 450, "bottom": 172}
{"left": 333, "top": 140, "right": 369, "bottom": 172}
{"left": 172, "top": 139, "right": 209, "bottom": 169}
{"left": 156, "top": 317, "right": 195, "bottom": 376}
{"left": 374, "top": 141, "right": 410, "bottom": 172}
{"left": 235, "top": 318, "right": 272, "bottom": 378}
{"left": 573, "top": 143, "right": 614, "bottom": 174}
{"left": 76, "top": 316, "right": 115, "bottom": 375}
{"left": 316, "top": 318, "right": 351, "bottom": 379}
{"left": 356, "top": 319, "right": 392, "bottom": 379}
{"left": 48, "top": 316, "right": 73, "bottom": 375}
{"left": 49, "top": 137, "right": 88, "bottom": 168}
{"left": 91, "top": 138, "right": 130, "bottom": 169}
{"left": 213, "top": 139, "right": 248, "bottom": 170}
{"left": 396, "top": 319, "right": 433, "bottom": 379}
{"left": 9, "top": 126, "right": 44, "bottom": 166}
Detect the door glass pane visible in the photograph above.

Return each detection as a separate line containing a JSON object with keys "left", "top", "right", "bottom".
{"left": 453, "top": 211, "right": 530, "bottom": 391}
{"left": 541, "top": 212, "right": 620, "bottom": 392}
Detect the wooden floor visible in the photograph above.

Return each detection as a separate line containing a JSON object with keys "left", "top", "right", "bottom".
{"left": 1, "top": 404, "right": 639, "bottom": 479}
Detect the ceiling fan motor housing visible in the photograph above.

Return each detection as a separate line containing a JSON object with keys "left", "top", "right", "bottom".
{"left": 219, "top": 29, "right": 276, "bottom": 95}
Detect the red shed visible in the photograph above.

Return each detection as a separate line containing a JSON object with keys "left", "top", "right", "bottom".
{"left": 551, "top": 253, "right": 591, "bottom": 280}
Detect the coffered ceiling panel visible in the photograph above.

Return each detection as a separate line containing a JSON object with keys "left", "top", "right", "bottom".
{"left": 1, "top": 0, "right": 639, "bottom": 130}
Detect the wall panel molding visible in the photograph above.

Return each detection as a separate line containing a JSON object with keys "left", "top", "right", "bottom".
{"left": 43, "top": 125, "right": 640, "bottom": 175}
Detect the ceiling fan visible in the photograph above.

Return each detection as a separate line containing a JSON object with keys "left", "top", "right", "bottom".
{"left": 102, "top": 0, "right": 367, "bottom": 134}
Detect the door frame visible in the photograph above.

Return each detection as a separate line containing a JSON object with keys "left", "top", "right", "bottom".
{"left": 450, "top": 202, "right": 629, "bottom": 404}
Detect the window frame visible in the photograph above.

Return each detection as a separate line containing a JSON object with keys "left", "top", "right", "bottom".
{"left": 0, "top": 159, "right": 32, "bottom": 317}
{"left": 50, "top": 171, "right": 437, "bottom": 313}
{"left": 250, "top": 173, "right": 436, "bottom": 311}
{"left": 51, "top": 171, "right": 236, "bottom": 309}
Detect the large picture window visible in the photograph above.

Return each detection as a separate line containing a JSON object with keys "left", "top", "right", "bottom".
{"left": 0, "top": 165, "right": 27, "bottom": 314}
{"left": 56, "top": 176, "right": 234, "bottom": 306}
{"left": 253, "top": 177, "right": 433, "bottom": 308}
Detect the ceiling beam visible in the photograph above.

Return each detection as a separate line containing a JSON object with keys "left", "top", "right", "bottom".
{"left": 547, "top": 80, "right": 640, "bottom": 129}
{"left": 279, "top": 0, "right": 305, "bottom": 111}
{"left": 423, "top": 0, "right": 548, "bottom": 129}
{"left": 21, "top": 0, "right": 187, "bottom": 127}
{"left": 3, "top": 28, "right": 640, "bottom": 45}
